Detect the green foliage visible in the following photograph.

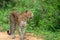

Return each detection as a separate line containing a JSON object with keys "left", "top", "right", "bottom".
{"left": 0, "top": 0, "right": 60, "bottom": 40}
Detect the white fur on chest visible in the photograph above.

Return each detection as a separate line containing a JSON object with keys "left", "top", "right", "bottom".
{"left": 20, "top": 21, "right": 26, "bottom": 27}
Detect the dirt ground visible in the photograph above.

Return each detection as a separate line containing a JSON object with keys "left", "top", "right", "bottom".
{"left": 0, "top": 32, "right": 43, "bottom": 40}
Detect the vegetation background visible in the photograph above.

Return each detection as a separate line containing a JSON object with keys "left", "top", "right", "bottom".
{"left": 0, "top": 0, "right": 60, "bottom": 40}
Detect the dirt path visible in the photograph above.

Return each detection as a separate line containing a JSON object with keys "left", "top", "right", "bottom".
{"left": 0, "top": 32, "right": 43, "bottom": 40}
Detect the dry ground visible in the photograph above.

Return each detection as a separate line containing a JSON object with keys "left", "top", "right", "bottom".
{"left": 0, "top": 32, "right": 43, "bottom": 40}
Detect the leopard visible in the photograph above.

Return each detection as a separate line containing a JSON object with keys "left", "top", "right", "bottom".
{"left": 7, "top": 10, "right": 33, "bottom": 40}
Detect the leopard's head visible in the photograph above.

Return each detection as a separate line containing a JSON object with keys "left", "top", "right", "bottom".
{"left": 25, "top": 10, "right": 34, "bottom": 19}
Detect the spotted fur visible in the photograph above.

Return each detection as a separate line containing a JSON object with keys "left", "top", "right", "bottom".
{"left": 7, "top": 10, "right": 33, "bottom": 40}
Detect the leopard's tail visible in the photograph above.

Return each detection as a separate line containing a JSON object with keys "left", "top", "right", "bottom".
{"left": 7, "top": 30, "right": 11, "bottom": 35}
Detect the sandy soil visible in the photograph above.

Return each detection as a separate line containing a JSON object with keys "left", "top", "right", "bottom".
{"left": 0, "top": 32, "right": 43, "bottom": 40}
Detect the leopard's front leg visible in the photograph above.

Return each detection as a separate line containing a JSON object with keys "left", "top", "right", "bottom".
{"left": 18, "top": 21, "right": 27, "bottom": 40}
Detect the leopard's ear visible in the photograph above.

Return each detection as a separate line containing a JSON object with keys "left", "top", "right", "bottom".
{"left": 25, "top": 10, "right": 29, "bottom": 13}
